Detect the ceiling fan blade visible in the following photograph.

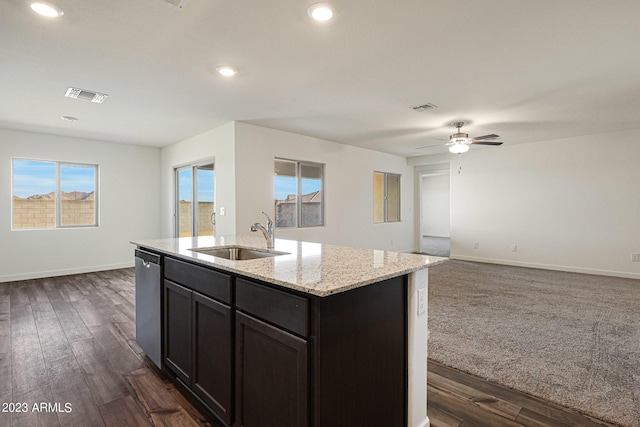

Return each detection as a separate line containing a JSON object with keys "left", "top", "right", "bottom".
{"left": 473, "top": 133, "right": 500, "bottom": 140}
{"left": 470, "top": 140, "right": 503, "bottom": 146}
{"left": 415, "top": 144, "right": 443, "bottom": 150}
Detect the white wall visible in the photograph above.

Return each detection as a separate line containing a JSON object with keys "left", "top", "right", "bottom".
{"left": 410, "top": 129, "right": 640, "bottom": 279}
{"left": 234, "top": 122, "right": 416, "bottom": 252}
{"left": 421, "top": 173, "right": 450, "bottom": 237}
{"left": 160, "top": 122, "right": 236, "bottom": 237}
{"left": 0, "top": 128, "right": 161, "bottom": 282}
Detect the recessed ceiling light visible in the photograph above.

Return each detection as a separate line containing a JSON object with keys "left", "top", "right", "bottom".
{"left": 216, "top": 66, "right": 238, "bottom": 77}
{"left": 29, "top": 1, "right": 64, "bottom": 18}
{"left": 308, "top": 3, "right": 334, "bottom": 22}
{"left": 61, "top": 116, "right": 78, "bottom": 122}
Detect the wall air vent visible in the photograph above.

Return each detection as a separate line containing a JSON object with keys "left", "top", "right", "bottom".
{"left": 64, "top": 87, "right": 109, "bottom": 104}
{"left": 411, "top": 103, "right": 437, "bottom": 112}
{"left": 158, "top": 0, "right": 191, "bottom": 9}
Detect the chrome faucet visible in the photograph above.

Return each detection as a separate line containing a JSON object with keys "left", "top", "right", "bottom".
{"left": 250, "top": 211, "right": 274, "bottom": 249}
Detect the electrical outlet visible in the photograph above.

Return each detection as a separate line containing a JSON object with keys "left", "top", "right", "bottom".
{"left": 632, "top": 253, "right": 640, "bottom": 262}
{"left": 511, "top": 244, "right": 518, "bottom": 252}
{"left": 417, "top": 288, "right": 426, "bottom": 316}
{"left": 220, "top": 207, "right": 225, "bottom": 216}
{"left": 473, "top": 242, "right": 479, "bottom": 249}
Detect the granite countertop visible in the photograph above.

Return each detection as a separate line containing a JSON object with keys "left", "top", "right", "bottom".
{"left": 132, "top": 235, "right": 447, "bottom": 297}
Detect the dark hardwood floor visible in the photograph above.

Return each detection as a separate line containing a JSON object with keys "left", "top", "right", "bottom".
{"left": 0, "top": 268, "right": 620, "bottom": 426}
{"left": 0, "top": 268, "right": 222, "bottom": 427}
{"left": 427, "top": 362, "right": 619, "bottom": 427}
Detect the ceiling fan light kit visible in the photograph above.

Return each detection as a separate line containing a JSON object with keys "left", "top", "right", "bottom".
{"left": 446, "top": 121, "right": 503, "bottom": 154}
{"left": 449, "top": 142, "right": 470, "bottom": 154}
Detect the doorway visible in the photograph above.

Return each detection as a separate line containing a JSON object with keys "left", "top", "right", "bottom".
{"left": 420, "top": 171, "right": 450, "bottom": 256}
{"left": 175, "top": 162, "right": 215, "bottom": 237}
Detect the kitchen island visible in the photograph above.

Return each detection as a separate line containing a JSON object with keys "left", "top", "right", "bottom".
{"left": 132, "top": 235, "right": 446, "bottom": 427}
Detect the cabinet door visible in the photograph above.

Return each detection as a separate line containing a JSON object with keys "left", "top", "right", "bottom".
{"left": 192, "top": 293, "right": 233, "bottom": 425}
{"left": 164, "top": 280, "right": 192, "bottom": 384}
{"left": 235, "top": 312, "right": 308, "bottom": 427}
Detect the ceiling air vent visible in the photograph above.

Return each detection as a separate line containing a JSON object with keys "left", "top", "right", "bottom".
{"left": 64, "top": 87, "right": 109, "bottom": 104}
{"left": 411, "top": 103, "right": 437, "bottom": 112}
{"left": 158, "top": 0, "right": 191, "bottom": 9}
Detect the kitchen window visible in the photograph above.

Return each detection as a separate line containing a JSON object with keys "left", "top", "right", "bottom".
{"left": 373, "top": 171, "right": 400, "bottom": 223}
{"left": 274, "top": 158, "right": 324, "bottom": 228}
{"left": 12, "top": 158, "right": 98, "bottom": 229}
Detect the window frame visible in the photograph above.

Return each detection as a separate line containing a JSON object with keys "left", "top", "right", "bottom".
{"left": 274, "top": 158, "right": 325, "bottom": 229}
{"left": 11, "top": 158, "right": 99, "bottom": 230}
{"left": 373, "top": 171, "right": 401, "bottom": 223}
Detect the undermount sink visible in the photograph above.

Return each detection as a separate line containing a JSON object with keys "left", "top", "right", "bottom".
{"left": 189, "top": 246, "right": 289, "bottom": 261}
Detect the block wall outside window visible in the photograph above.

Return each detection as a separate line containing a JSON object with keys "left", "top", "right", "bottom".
{"left": 178, "top": 201, "right": 215, "bottom": 237}
{"left": 12, "top": 198, "right": 56, "bottom": 229}
{"left": 11, "top": 159, "right": 98, "bottom": 230}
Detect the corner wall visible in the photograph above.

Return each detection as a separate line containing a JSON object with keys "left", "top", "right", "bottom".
{"left": 0, "top": 128, "right": 161, "bottom": 282}
{"left": 411, "top": 129, "right": 640, "bottom": 279}
{"left": 234, "top": 122, "right": 416, "bottom": 252}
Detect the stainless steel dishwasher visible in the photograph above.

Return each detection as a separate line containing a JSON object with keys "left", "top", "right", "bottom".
{"left": 135, "top": 248, "right": 163, "bottom": 368}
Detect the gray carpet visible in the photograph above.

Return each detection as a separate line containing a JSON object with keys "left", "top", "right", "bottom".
{"left": 428, "top": 260, "right": 640, "bottom": 427}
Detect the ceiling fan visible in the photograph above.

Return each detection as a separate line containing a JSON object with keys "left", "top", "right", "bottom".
{"left": 447, "top": 121, "right": 503, "bottom": 154}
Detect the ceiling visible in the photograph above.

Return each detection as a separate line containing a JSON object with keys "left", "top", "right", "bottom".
{"left": 2, "top": 0, "right": 640, "bottom": 158}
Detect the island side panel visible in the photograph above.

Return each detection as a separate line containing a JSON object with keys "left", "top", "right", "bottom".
{"left": 408, "top": 268, "right": 429, "bottom": 427}
{"left": 313, "top": 275, "right": 407, "bottom": 427}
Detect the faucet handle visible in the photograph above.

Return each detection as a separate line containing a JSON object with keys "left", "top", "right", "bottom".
{"left": 261, "top": 211, "right": 273, "bottom": 227}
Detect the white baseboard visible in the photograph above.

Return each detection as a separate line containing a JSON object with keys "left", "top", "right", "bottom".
{"left": 0, "top": 262, "right": 134, "bottom": 283}
{"left": 451, "top": 255, "right": 640, "bottom": 280}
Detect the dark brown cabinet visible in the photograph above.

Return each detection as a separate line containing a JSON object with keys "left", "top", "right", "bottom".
{"left": 164, "top": 280, "right": 192, "bottom": 383}
{"left": 235, "top": 278, "right": 309, "bottom": 427}
{"left": 193, "top": 292, "right": 233, "bottom": 425}
{"left": 235, "top": 312, "right": 308, "bottom": 427}
{"left": 163, "top": 258, "right": 233, "bottom": 425}
{"left": 233, "top": 275, "right": 406, "bottom": 427}
{"left": 155, "top": 254, "right": 407, "bottom": 427}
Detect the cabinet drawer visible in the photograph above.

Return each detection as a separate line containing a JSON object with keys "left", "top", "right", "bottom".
{"left": 236, "top": 278, "right": 309, "bottom": 337}
{"left": 165, "top": 257, "right": 232, "bottom": 304}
